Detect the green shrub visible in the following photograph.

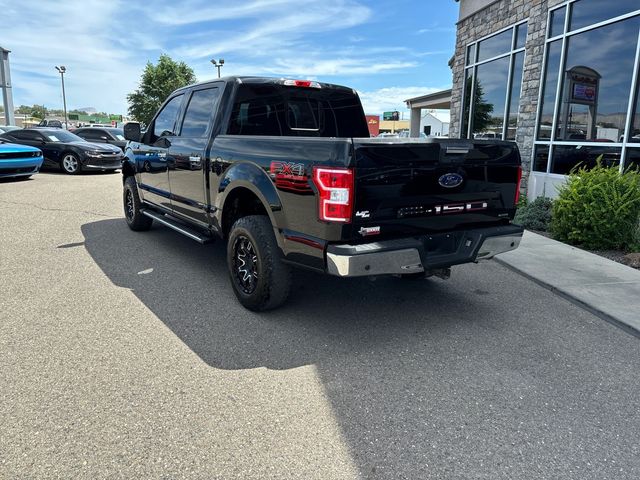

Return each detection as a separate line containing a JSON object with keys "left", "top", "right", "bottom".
{"left": 514, "top": 196, "right": 554, "bottom": 231}
{"left": 551, "top": 163, "right": 640, "bottom": 250}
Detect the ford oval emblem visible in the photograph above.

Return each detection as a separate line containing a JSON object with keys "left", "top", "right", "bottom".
{"left": 438, "top": 173, "right": 464, "bottom": 188}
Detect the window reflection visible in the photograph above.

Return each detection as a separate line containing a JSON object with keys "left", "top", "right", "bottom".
{"left": 549, "top": 6, "right": 566, "bottom": 37}
{"left": 550, "top": 145, "right": 621, "bottom": 175}
{"left": 473, "top": 57, "right": 510, "bottom": 138}
{"left": 466, "top": 44, "right": 476, "bottom": 66}
{"left": 556, "top": 17, "right": 640, "bottom": 142}
{"left": 507, "top": 52, "right": 524, "bottom": 140}
{"left": 515, "top": 23, "right": 527, "bottom": 48}
{"left": 631, "top": 68, "right": 640, "bottom": 143}
{"left": 537, "top": 40, "right": 562, "bottom": 139}
{"left": 461, "top": 69, "right": 474, "bottom": 137}
{"left": 534, "top": 145, "right": 550, "bottom": 172}
{"left": 570, "top": 0, "right": 640, "bottom": 32}
{"left": 625, "top": 148, "right": 640, "bottom": 169}
{"left": 477, "top": 29, "right": 513, "bottom": 62}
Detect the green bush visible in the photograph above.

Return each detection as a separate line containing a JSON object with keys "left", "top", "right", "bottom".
{"left": 551, "top": 163, "right": 640, "bottom": 250}
{"left": 514, "top": 196, "right": 554, "bottom": 231}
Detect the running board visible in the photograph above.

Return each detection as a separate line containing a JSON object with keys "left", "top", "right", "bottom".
{"left": 141, "top": 209, "right": 213, "bottom": 244}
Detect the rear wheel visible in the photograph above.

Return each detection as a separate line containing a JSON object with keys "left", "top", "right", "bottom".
{"left": 227, "top": 215, "right": 291, "bottom": 311}
{"left": 61, "top": 153, "right": 81, "bottom": 175}
{"left": 123, "top": 176, "right": 153, "bottom": 231}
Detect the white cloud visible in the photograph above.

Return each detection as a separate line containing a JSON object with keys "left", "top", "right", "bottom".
{"left": 0, "top": 0, "right": 449, "bottom": 115}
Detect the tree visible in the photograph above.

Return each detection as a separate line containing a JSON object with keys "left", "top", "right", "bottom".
{"left": 14, "top": 104, "right": 46, "bottom": 119}
{"left": 462, "top": 79, "right": 493, "bottom": 135}
{"left": 127, "top": 54, "right": 196, "bottom": 125}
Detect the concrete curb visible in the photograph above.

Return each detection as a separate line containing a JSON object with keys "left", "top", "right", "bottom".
{"left": 496, "top": 231, "right": 640, "bottom": 337}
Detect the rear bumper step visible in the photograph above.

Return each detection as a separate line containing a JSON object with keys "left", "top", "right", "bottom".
{"left": 326, "top": 225, "right": 523, "bottom": 277}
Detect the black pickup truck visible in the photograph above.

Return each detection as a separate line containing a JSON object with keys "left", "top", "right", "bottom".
{"left": 121, "top": 77, "right": 523, "bottom": 310}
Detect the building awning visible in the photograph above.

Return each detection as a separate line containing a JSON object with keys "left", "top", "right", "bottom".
{"left": 405, "top": 89, "right": 452, "bottom": 110}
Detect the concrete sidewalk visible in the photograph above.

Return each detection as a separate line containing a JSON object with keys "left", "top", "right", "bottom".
{"left": 497, "top": 231, "right": 640, "bottom": 334}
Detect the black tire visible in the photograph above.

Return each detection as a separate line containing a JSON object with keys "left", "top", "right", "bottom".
{"left": 227, "top": 215, "right": 291, "bottom": 311}
{"left": 60, "top": 152, "right": 82, "bottom": 175}
{"left": 123, "top": 176, "right": 153, "bottom": 231}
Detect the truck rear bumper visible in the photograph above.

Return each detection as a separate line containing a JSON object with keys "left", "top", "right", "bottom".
{"left": 325, "top": 224, "right": 523, "bottom": 277}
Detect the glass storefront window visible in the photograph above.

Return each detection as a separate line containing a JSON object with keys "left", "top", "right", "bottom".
{"left": 625, "top": 148, "right": 640, "bottom": 170}
{"left": 507, "top": 52, "right": 524, "bottom": 140}
{"left": 477, "top": 29, "right": 513, "bottom": 62}
{"left": 461, "top": 69, "right": 474, "bottom": 137}
{"left": 473, "top": 57, "right": 511, "bottom": 137}
{"left": 549, "top": 7, "right": 566, "bottom": 38}
{"left": 537, "top": 40, "right": 562, "bottom": 140}
{"left": 555, "top": 17, "right": 640, "bottom": 142}
{"left": 515, "top": 23, "right": 528, "bottom": 49}
{"left": 569, "top": 0, "right": 640, "bottom": 32}
{"left": 550, "top": 145, "right": 621, "bottom": 175}
{"left": 534, "top": 145, "right": 550, "bottom": 172}
{"left": 630, "top": 70, "right": 640, "bottom": 143}
{"left": 462, "top": 22, "right": 526, "bottom": 140}
{"left": 466, "top": 44, "right": 476, "bottom": 66}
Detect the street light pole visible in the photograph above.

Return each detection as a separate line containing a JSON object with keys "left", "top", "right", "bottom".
{"left": 55, "top": 66, "right": 68, "bottom": 129}
{"left": 210, "top": 58, "right": 225, "bottom": 78}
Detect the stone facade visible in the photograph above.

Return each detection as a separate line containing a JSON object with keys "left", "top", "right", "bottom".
{"left": 450, "top": 0, "right": 565, "bottom": 182}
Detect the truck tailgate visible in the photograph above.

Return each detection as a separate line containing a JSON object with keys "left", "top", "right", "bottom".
{"left": 351, "top": 138, "right": 521, "bottom": 239}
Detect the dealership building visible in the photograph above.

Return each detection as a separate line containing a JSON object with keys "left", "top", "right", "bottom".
{"left": 410, "top": 0, "right": 640, "bottom": 198}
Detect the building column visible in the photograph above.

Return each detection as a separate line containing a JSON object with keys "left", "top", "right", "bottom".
{"left": 409, "top": 107, "right": 421, "bottom": 138}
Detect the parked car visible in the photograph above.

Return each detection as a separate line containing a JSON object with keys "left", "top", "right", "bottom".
{"left": 0, "top": 137, "right": 44, "bottom": 180}
{"left": 36, "top": 119, "right": 63, "bottom": 128}
{"left": 0, "top": 128, "right": 124, "bottom": 174}
{"left": 72, "top": 127, "right": 127, "bottom": 151}
{"left": 0, "top": 125, "right": 20, "bottom": 133}
{"left": 121, "top": 76, "right": 523, "bottom": 311}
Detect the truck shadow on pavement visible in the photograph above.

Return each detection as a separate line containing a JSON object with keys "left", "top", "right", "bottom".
{"left": 81, "top": 218, "right": 640, "bottom": 479}
{"left": 81, "top": 218, "right": 493, "bottom": 372}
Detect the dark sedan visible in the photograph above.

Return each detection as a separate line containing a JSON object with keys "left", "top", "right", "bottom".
{"left": 72, "top": 127, "right": 127, "bottom": 152}
{"left": 0, "top": 128, "right": 124, "bottom": 174}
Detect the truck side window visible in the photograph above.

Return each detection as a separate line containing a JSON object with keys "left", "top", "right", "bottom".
{"left": 179, "top": 87, "right": 220, "bottom": 137}
{"left": 153, "top": 94, "right": 184, "bottom": 139}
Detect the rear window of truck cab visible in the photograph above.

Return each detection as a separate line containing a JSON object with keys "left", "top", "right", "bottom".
{"left": 227, "top": 83, "right": 368, "bottom": 138}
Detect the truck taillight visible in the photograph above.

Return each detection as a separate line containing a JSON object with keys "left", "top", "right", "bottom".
{"left": 313, "top": 167, "right": 354, "bottom": 223}
{"left": 514, "top": 166, "right": 523, "bottom": 205}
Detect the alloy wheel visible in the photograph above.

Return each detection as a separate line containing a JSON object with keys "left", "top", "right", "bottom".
{"left": 125, "top": 189, "right": 135, "bottom": 220}
{"left": 62, "top": 154, "right": 79, "bottom": 173}
{"left": 233, "top": 235, "right": 258, "bottom": 294}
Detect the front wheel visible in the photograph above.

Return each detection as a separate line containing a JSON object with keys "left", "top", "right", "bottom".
{"left": 227, "top": 215, "right": 291, "bottom": 311}
{"left": 123, "top": 176, "right": 153, "bottom": 231}
{"left": 61, "top": 153, "right": 81, "bottom": 175}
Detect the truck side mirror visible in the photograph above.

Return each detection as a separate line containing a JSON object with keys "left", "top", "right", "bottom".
{"left": 124, "top": 122, "right": 141, "bottom": 142}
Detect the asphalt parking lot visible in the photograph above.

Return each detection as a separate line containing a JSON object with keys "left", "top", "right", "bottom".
{"left": 1, "top": 172, "right": 640, "bottom": 479}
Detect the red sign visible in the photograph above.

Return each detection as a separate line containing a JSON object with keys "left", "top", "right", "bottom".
{"left": 365, "top": 115, "right": 380, "bottom": 137}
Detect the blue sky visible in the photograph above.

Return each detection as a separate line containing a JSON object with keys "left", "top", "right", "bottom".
{"left": 1, "top": 0, "right": 458, "bottom": 116}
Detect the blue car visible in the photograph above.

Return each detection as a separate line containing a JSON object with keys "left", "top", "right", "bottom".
{"left": 0, "top": 139, "right": 44, "bottom": 180}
